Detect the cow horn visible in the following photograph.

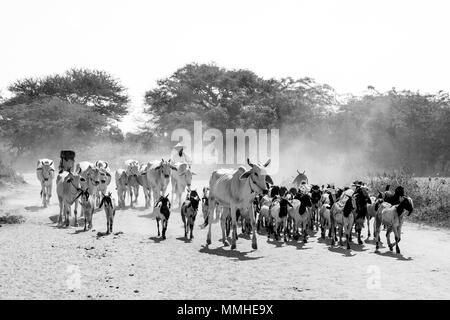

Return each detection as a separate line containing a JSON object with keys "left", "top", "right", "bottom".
{"left": 105, "top": 162, "right": 108, "bottom": 169}
{"left": 263, "top": 159, "right": 271, "bottom": 167}
{"left": 49, "top": 161, "right": 53, "bottom": 166}
{"left": 297, "top": 169, "right": 300, "bottom": 175}
{"left": 247, "top": 158, "right": 254, "bottom": 167}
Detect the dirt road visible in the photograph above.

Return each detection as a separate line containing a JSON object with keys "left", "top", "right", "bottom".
{"left": 1, "top": 173, "right": 450, "bottom": 299}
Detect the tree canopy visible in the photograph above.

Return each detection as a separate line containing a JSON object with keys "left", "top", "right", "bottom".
{"left": 5, "top": 68, "right": 129, "bottom": 119}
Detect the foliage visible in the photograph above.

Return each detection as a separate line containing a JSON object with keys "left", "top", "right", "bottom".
{"left": 144, "top": 63, "right": 336, "bottom": 135}
{"left": 5, "top": 68, "right": 129, "bottom": 119}
{"left": 0, "top": 212, "right": 26, "bottom": 224}
{"left": 366, "top": 171, "right": 450, "bottom": 228}
{"left": 0, "top": 158, "right": 25, "bottom": 187}
{"left": 0, "top": 97, "right": 108, "bottom": 155}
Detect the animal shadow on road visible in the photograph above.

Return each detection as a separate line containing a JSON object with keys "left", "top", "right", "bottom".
{"left": 25, "top": 206, "right": 43, "bottom": 212}
{"left": 148, "top": 236, "right": 166, "bottom": 243}
{"left": 176, "top": 237, "right": 192, "bottom": 243}
{"left": 375, "top": 251, "right": 413, "bottom": 261}
{"left": 327, "top": 246, "right": 356, "bottom": 257}
{"left": 348, "top": 243, "right": 370, "bottom": 253}
{"left": 266, "top": 238, "right": 286, "bottom": 248}
{"left": 285, "top": 239, "right": 312, "bottom": 250}
{"left": 48, "top": 215, "right": 59, "bottom": 223}
{"left": 199, "top": 245, "right": 262, "bottom": 261}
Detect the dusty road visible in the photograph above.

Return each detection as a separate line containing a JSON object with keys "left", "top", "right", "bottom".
{"left": 1, "top": 173, "right": 450, "bottom": 299}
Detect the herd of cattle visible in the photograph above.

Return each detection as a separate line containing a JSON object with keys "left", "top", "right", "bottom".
{"left": 35, "top": 157, "right": 414, "bottom": 254}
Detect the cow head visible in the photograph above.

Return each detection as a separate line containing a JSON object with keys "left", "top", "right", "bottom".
{"left": 155, "top": 159, "right": 177, "bottom": 179}
{"left": 178, "top": 164, "right": 196, "bottom": 188}
{"left": 98, "top": 168, "right": 111, "bottom": 185}
{"left": 65, "top": 172, "right": 82, "bottom": 199}
{"left": 239, "top": 158, "right": 273, "bottom": 194}
{"left": 95, "top": 160, "right": 109, "bottom": 170}
{"left": 293, "top": 170, "right": 308, "bottom": 186}
{"left": 36, "top": 159, "right": 54, "bottom": 181}
{"left": 79, "top": 165, "right": 100, "bottom": 187}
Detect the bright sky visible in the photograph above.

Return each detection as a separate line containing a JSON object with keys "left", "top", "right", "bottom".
{"left": 1, "top": 0, "right": 449, "bottom": 132}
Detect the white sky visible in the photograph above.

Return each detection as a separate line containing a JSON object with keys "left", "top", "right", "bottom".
{"left": 1, "top": 0, "right": 449, "bottom": 132}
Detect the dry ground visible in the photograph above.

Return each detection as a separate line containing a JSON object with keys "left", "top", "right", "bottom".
{"left": 1, "top": 173, "right": 450, "bottom": 299}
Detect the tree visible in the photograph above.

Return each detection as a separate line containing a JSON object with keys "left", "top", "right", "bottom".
{"left": 5, "top": 68, "right": 130, "bottom": 119}
{"left": 143, "top": 63, "right": 335, "bottom": 137}
{"left": 0, "top": 97, "right": 108, "bottom": 155}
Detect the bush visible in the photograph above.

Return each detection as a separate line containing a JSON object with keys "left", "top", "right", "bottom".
{"left": 0, "top": 211, "right": 26, "bottom": 224}
{"left": 366, "top": 170, "right": 450, "bottom": 228}
{"left": 0, "top": 159, "right": 26, "bottom": 187}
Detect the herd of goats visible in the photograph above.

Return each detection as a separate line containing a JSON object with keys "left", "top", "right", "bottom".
{"left": 35, "top": 151, "right": 414, "bottom": 254}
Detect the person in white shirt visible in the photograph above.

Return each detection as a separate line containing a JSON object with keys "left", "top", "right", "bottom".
{"left": 170, "top": 142, "right": 191, "bottom": 164}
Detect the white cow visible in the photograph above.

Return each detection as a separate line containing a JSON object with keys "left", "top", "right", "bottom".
{"left": 206, "top": 158, "right": 273, "bottom": 250}
{"left": 170, "top": 162, "right": 196, "bottom": 208}
{"left": 146, "top": 159, "right": 177, "bottom": 209}
{"left": 56, "top": 171, "right": 81, "bottom": 227}
{"left": 74, "top": 161, "right": 100, "bottom": 225}
{"left": 95, "top": 160, "right": 112, "bottom": 207}
{"left": 125, "top": 159, "right": 140, "bottom": 207}
{"left": 36, "top": 159, "right": 55, "bottom": 207}
{"left": 137, "top": 162, "right": 151, "bottom": 208}
{"left": 115, "top": 169, "right": 128, "bottom": 208}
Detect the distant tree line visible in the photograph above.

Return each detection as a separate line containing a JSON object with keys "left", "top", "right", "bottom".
{"left": 1, "top": 64, "right": 449, "bottom": 175}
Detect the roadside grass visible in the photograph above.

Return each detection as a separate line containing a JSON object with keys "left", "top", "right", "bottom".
{"left": 366, "top": 171, "right": 450, "bottom": 228}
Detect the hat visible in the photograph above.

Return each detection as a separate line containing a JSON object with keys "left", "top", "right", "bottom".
{"left": 174, "top": 142, "right": 184, "bottom": 150}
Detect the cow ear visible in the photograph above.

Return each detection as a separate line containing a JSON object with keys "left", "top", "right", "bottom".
{"left": 191, "top": 172, "right": 196, "bottom": 175}
{"left": 179, "top": 172, "right": 186, "bottom": 176}
{"left": 37, "top": 160, "right": 41, "bottom": 167}
{"left": 106, "top": 171, "right": 111, "bottom": 177}
{"left": 265, "top": 175, "right": 274, "bottom": 185}
{"left": 171, "top": 165, "right": 178, "bottom": 171}
{"left": 263, "top": 159, "right": 271, "bottom": 167}
{"left": 239, "top": 170, "right": 252, "bottom": 180}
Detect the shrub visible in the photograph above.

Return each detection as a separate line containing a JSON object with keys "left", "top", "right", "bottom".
{"left": 0, "top": 159, "right": 26, "bottom": 187}
{"left": 366, "top": 170, "right": 450, "bottom": 228}
{"left": 0, "top": 212, "right": 26, "bottom": 224}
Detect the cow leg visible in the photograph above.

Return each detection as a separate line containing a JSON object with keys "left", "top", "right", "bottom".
{"left": 229, "top": 205, "right": 238, "bottom": 250}
{"left": 249, "top": 205, "right": 257, "bottom": 249}
{"left": 206, "top": 201, "right": 214, "bottom": 245}
{"left": 220, "top": 213, "right": 228, "bottom": 246}
{"left": 134, "top": 186, "right": 139, "bottom": 204}
{"left": 65, "top": 203, "right": 70, "bottom": 227}
{"left": 129, "top": 187, "right": 133, "bottom": 207}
